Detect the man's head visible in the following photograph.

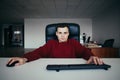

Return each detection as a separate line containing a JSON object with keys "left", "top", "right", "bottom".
{"left": 56, "top": 25, "right": 70, "bottom": 42}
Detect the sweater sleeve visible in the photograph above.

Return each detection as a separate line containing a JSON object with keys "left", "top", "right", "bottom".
{"left": 72, "top": 39, "right": 94, "bottom": 60}
{"left": 22, "top": 40, "right": 53, "bottom": 62}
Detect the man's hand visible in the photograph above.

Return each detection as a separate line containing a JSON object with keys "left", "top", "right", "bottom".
{"left": 7, "top": 57, "right": 28, "bottom": 66}
{"left": 86, "top": 56, "right": 103, "bottom": 65}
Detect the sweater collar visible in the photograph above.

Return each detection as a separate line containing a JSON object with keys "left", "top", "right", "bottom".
{"left": 56, "top": 39, "right": 70, "bottom": 44}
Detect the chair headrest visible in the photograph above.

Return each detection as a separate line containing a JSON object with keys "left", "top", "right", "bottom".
{"left": 45, "top": 23, "right": 80, "bottom": 42}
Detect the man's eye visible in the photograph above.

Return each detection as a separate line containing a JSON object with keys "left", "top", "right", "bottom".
{"left": 58, "top": 32, "right": 62, "bottom": 34}
{"left": 64, "top": 32, "right": 68, "bottom": 34}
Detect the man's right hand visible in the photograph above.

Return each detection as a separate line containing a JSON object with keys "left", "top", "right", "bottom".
{"left": 7, "top": 57, "right": 28, "bottom": 66}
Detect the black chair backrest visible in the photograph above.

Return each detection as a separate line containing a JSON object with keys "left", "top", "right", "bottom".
{"left": 102, "top": 39, "right": 114, "bottom": 47}
{"left": 45, "top": 23, "right": 80, "bottom": 43}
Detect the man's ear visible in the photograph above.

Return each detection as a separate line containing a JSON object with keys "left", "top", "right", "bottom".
{"left": 56, "top": 32, "right": 58, "bottom": 36}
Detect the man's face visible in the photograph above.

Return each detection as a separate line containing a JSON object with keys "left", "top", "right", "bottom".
{"left": 56, "top": 27, "right": 69, "bottom": 42}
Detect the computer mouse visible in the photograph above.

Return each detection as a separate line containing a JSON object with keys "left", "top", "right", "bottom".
{"left": 6, "top": 61, "right": 19, "bottom": 67}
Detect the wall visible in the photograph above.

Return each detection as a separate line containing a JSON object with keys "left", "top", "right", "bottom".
{"left": 92, "top": 4, "right": 120, "bottom": 48}
{"left": 0, "top": 24, "right": 2, "bottom": 47}
{"left": 24, "top": 18, "right": 92, "bottom": 48}
{"left": 1, "top": 24, "right": 10, "bottom": 46}
{"left": 1, "top": 24, "right": 24, "bottom": 47}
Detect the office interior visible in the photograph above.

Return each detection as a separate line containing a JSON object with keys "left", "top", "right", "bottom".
{"left": 0, "top": 0, "right": 120, "bottom": 57}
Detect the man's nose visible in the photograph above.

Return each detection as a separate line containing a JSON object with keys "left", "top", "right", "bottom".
{"left": 61, "top": 33, "right": 64, "bottom": 37}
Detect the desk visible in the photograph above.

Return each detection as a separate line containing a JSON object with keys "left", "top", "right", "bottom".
{"left": 90, "top": 48, "right": 119, "bottom": 58}
{"left": 0, "top": 58, "right": 120, "bottom": 80}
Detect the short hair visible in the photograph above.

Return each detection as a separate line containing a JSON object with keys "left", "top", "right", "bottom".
{"left": 55, "top": 24, "right": 70, "bottom": 32}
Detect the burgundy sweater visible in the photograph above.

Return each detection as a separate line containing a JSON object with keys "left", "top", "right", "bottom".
{"left": 23, "top": 39, "right": 94, "bottom": 62}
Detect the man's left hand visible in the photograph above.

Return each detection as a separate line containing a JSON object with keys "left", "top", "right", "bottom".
{"left": 86, "top": 56, "right": 103, "bottom": 65}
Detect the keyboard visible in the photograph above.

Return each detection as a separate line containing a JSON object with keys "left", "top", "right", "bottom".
{"left": 46, "top": 64, "right": 111, "bottom": 72}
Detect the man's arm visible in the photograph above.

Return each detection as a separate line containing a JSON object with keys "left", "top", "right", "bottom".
{"left": 6, "top": 40, "right": 54, "bottom": 66}
{"left": 22, "top": 40, "right": 54, "bottom": 62}
{"left": 72, "top": 39, "right": 103, "bottom": 65}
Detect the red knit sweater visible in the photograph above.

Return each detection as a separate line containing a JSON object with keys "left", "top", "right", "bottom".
{"left": 23, "top": 39, "right": 94, "bottom": 62}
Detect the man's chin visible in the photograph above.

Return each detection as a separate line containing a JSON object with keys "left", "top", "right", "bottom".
{"left": 59, "top": 40, "right": 67, "bottom": 42}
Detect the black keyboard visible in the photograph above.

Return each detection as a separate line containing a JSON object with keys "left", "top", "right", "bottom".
{"left": 46, "top": 64, "right": 111, "bottom": 72}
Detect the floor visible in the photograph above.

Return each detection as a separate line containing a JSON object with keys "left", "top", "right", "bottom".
{"left": 0, "top": 47, "right": 34, "bottom": 57}
{"left": 1, "top": 47, "right": 119, "bottom": 58}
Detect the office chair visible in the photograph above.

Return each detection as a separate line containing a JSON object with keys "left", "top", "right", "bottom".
{"left": 45, "top": 23, "right": 80, "bottom": 43}
{"left": 102, "top": 39, "right": 115, "bottom": 47}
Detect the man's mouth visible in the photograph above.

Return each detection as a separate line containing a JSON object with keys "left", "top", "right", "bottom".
{"left": 61, "top": 38, "right": 65, "bottom": 40}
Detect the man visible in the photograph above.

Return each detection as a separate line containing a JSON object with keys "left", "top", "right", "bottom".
{"left": 7, "top": 25, "right": 103, "bottom": 66}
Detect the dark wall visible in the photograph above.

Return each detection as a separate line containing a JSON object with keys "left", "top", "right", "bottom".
{"left": 0, "top": 24, "right": 2, "bottom": 47}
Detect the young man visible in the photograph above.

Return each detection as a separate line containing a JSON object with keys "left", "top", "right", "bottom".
{"left": 7, "top": 25, "right": 103, "bottom": 66}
